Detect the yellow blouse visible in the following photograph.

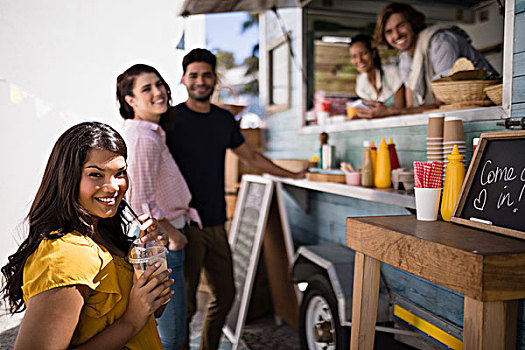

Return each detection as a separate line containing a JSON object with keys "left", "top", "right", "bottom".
{"left": 22, "top": 231, "right": 163, "bottom": 349}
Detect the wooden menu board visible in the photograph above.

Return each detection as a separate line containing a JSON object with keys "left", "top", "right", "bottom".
{"left": 451, "top": 131, "right": 525, "bottom": 240}
{"left": 223, "top": 175, "right": 274, "bottom": 349}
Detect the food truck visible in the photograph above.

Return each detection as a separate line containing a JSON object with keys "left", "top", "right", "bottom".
{"left": 178, "top": 0, "right": 524, "bottom": 349}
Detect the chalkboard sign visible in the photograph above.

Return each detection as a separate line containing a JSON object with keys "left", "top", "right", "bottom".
{"left": 223, "top": 175, "right": 274, "bottom": 349}
{"left": 452, "top": 131, "right": 525, "bottom": 240}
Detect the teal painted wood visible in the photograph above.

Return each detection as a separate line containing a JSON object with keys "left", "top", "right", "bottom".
{"left": 513, "top": 102, "right": 525, "bottom": 117}
{"left": 513, "top": 76, "right": 525, "bottom": 103}
{"left": 281, "top": 187, "right": 410, "bottom": 246}
{"left": 381, "top": 264, "right": 465, "bottom": 329}
{"left": 517, "top": 0, "right": 525, "bottom": 14}
{"left": 515, "top": 12, "right": 525, "bottom": 53}
{"left": 514, "top": 52, "right": 525, "bottom": 77}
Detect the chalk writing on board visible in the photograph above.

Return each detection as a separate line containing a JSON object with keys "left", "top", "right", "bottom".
{"left": 457, "top": 136, "right": 525, "bottom": 234}
{"left": 472, "top": 159, "right": 525, "bottom": 214}
{"left": 453, "top": 133, "right": 525, "bottom": 239}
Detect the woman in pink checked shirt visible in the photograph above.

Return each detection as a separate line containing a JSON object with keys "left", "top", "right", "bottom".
{"left": 116, "top": 64, "right": 202, "bottom": 350}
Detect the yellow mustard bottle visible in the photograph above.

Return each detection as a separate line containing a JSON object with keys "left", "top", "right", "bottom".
{"left": 440, "top": 145, "right": 465, "bottom": 221}
{"left": 370, "top": 140, "right": 377, "bottom": 175}
{"left": 374, "top": 138, "right": 391, "bottom": 188}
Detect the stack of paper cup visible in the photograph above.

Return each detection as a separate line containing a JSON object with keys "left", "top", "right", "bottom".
{"left": 427, "top": 113, "right": 444, "bottom": 163}
{"left": 443, "top": 116, "right": 466, "bottom": 177}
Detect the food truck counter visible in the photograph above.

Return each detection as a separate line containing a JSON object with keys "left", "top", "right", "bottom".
{"left": 300, "top": 105, "right": 505, "bottom": 134}
{"left": 264, "top": 174, "right": 416, "bottom": 209}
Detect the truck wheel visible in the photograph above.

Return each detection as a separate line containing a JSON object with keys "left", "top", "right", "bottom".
{"left": 299, "top": 274, "right": 350, "bottom": 350}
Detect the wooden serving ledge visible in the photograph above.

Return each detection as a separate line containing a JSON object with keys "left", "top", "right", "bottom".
{"left": 346, "top": 215, "right": 525, "bottom": 350}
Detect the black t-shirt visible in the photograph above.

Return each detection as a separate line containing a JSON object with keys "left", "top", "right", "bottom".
{"left": 164, "top": 103, "right": 245, "bottom": 227}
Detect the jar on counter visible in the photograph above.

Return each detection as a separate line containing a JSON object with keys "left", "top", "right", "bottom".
{"left": 361, "top": 141, "right": 374, "bottom": 187}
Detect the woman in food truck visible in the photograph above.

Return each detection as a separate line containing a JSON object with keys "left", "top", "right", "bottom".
{"left": 349, "top": 34, "right": 405, "bottom": 116}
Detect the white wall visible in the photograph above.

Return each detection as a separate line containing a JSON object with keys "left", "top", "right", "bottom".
{"left": 0, "top": 0, "right": 205, "bottom": 266}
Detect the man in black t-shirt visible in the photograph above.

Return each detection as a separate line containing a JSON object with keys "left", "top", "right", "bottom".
{"left": 164, "top": 48, "right": 306, "bottom": 350}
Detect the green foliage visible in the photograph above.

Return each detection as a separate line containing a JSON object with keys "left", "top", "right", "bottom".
{"left": 241, "top": 80, "right": 259, "bottom": 95}
{"left": 216, "top": 50, "right": 235, "bottom": 70}
{"left": 213, "top": 13, "right": 259, "bottom": 96}
{"left": 242, "top": 13, "right": 259, "bottom": 33}
{"left": 243, "top": 55, "right": 258, "bottom": 76}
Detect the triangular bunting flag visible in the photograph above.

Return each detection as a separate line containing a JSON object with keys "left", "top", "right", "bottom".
{"left": 34, "top": 98, "right": 53, "bottom": 119}
{"left": 176, "top": 32, "right": 185, "bottom": 50}
{"left": 10, "top": 84, "right": 27, "bottom": 104}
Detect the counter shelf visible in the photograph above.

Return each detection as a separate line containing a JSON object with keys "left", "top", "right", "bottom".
{"left": 264, "top": 174, "right": 416, "bottom": 210}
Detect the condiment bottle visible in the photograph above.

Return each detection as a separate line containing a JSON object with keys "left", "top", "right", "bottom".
{"left": 361, "top": 141, "right": 374, "bottom": 187}
{"left": 388, "top": 137, "right": 400, "bottom": 170}
{"left": 319, "top": 132, "right": 328, "bottom": 168}
{"left": 440, "top": 145, "right": 465, "bottom": 222}
{"left": 374, "top": 138, "right": 392, "bottom": 188}
{"left": 370, "top": 140, "right": 377, "bottom": 174}
{"left": 470, "top": 137, "right": 480, "bottom": 167}
{"left": 473, "top": 137, "right": 479, "bottom": 153}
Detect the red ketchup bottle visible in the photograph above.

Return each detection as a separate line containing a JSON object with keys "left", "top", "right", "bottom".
{"left": 388, "top": 137, "right": 400, "bottom": 170}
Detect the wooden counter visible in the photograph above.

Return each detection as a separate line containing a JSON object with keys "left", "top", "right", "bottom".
{"left": 300, "top": 105, "right": 504, "bottom": 134}
{"left": 346, "top": 215, "right": 525, "bottom": 350}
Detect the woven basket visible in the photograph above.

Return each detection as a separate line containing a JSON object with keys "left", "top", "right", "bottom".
{"left": 430, "top": 80, "right": 499, "bottom": 104}
{"left": 436, "top": 100, "right": 493, "bottom": 111}
{"left": 484, "top": 83, "right": 503, "bottom": 105}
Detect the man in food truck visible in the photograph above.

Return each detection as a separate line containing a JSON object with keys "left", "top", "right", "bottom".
{"left": 356, "top": 2, "right": 498, "bottom": 118}
{"left": 162, "top": 48, "right": 307, "bottom": 350}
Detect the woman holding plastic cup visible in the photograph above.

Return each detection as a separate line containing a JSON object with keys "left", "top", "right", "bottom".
{"left": 117, "top": 63, "right": 202, "bottom": 349}
{"left": 349, "top": 34, "right": 405, "bottom": 118}
{"left": 1, "top": 122, "right": 171, "bottom": 349}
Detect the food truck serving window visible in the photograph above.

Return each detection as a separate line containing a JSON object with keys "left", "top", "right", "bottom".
{"left": 293, "top": 0, "right": 509, "bottom": 133}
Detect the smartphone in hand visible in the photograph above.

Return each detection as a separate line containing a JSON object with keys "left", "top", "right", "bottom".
{"left": 348, "top": 99, "right": 373, "bottom": 110}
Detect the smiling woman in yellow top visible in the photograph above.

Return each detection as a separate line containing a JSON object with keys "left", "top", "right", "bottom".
{"left": 1, "top": 122, "right": 172, "bottom": 349}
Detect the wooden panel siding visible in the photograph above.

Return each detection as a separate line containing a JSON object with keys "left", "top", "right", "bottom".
{"left": 282, "top": 187, "right": 410, "bottom": 246}
{"left": 513, "top": 76, "right": 525, "bottom": 103}
{"left": 513, "top": 51, "right": 525, "bottom": 76}
{"left": 381, "top": 264, "right": 465, "bottom": 329}
{"left": 515, "top": 12, "right": 525, "bottom": 53}
{"left": 517, "top": 0, "right": 525, "bottom": 14}
{"left": 513, "top": 103, "right": 525, "bottom": 118}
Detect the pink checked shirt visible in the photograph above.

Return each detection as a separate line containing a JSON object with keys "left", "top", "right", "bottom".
{"left": 124, "top": 119, "right": 201, "bottom": 228}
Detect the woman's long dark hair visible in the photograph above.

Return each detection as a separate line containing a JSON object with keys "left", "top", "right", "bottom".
{"left": 350, "top": 34, "right": 383, "bottom": 76}
{"left": 116, "top": 63, "right": 172, "bottom": 120}
{"left": 1, "top": 121, "right": 134, "bottom": 313}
